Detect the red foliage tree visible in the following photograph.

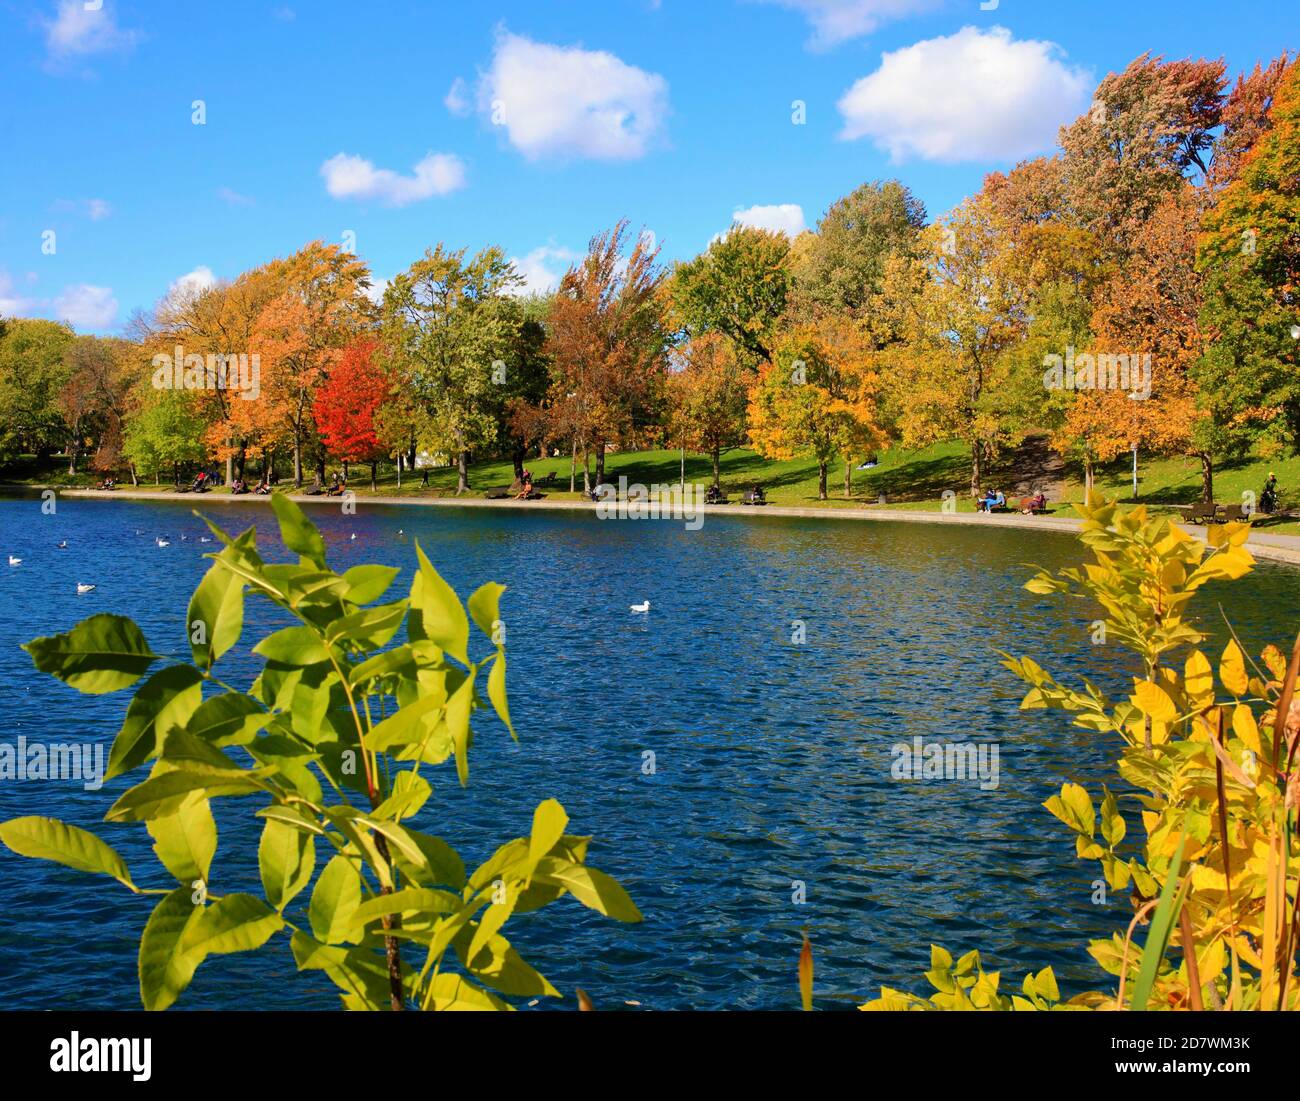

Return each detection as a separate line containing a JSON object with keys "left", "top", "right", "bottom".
{"left": 312, "top": 339, "right": 392, "bottom": 489}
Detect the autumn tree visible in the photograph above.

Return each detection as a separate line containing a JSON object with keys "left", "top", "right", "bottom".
{"left": 667, "top": 332, "right": 750, "bottom": 488}
{"left": 879, "top": 198, "right": 1030, "bottom": 496}
{"left": 313, "top": 339, "right": 391, "bottom": 489}
{"left": 747, "top": 318, "right": 885, "bottom": 500}
{"left": 58, "top": 335, "right": 134, "bottom": 475}
{"left": 1195, "top": 58, "right": 1300, "bottom": 469}
{"left": 238, "top": 243, "right": 372, "bottom": 486}
{"left": 542, "top": 221, "right": 667, "bottom": 492}
{"left": 1059, "top": 54, "right": 1226, "bottom": 255}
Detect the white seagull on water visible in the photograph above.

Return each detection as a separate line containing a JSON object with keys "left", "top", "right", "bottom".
{"left": 156, "top": 537, "right": 170, "bottom": 547}
{"left": 76, "top": 583, "right": 96, "bottom": 594}
{"left": 630, "top": 601, "right": 650, "bottom": 614}
{"left": 7, "top": 555, "right": 21, "bottom": 567}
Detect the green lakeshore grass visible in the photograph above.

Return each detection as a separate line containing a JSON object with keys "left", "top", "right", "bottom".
{"left": 6, "top": 440, "right": 1300, "bottom": 533}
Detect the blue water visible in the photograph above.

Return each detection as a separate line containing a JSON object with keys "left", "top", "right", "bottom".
{"left": 1, "top": 495, "right": 1297, "bottom": 1010}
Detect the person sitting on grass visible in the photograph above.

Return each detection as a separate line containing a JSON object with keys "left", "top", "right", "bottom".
{"left": 1261, "top": 473, "right": 1279, "bottom": 514}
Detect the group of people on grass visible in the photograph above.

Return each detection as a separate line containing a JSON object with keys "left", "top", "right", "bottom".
{"left": 979, "top": 488, "right": 1048, "bottom": 514}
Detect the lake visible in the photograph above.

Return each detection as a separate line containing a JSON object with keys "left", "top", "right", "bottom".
{"left": 1, "top": 494, "right": 1297, "bottom": 1010}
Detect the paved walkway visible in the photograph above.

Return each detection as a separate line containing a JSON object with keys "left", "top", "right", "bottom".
{"left": 42, "top": 486, "right": 1300, "bottom": 568}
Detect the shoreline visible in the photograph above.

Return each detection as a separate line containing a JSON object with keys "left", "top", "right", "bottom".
{"left": 11, "top": 485, "right": 1300, "bottom": 568}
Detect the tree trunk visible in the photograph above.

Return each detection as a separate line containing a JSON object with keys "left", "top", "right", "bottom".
{"left": 818, "top": 458, "right": 828, "bottom": 500}
{"left": 408, "top": 440, "right": 417, "bottom": 471}
{"left": 370, "top": 460, "right": 378, "bottom": 491}
{"left": 595, "top": 442, "right": 606, "bottom": 488}
{"left": 1083, "top": 455, "right": 1094, "bottom": 502}
{"left": 844, "top": 457, "right": 852, "bottom": 498}
{"left": 970, "top": 442, "right": 982, "bottom": 499}
{"left": 235, "top": 442, "right": 247, "bottom": 481}
{"left": 67, "top": 446, "right": 78, "bottom": 476}
{"left": 342, "top": 459, "right": 349, "bottom": 483}
{"left": 129, "top": 464, "right": 139, "bottom": 487}
{"left": 456, "top": 450, "right": 469, "bottom": 494}
{"left": 225, "top": 438, "right": 234, "bottom": 487}
{"left": 396, "top": 453, "right": 403, "bottom": 490}
{"left": 293, "top": 439, "right": 303, "bottom": 487}
{"left": 569, "top": 439, "right": 577, "bottom": 492}
{"left": 1200, "top": 452, "right": 1214, "bottom": 505}
{"left": 512, "top": 445, "right": 526, "bottom": 481}
{"left": 711, "top": 447, "right": 720, "bottom": 489}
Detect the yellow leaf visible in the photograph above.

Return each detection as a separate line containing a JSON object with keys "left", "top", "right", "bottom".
{"left": 1219, "top": 641, "right": 1248, "bottom": 697}
{"left": 1131, "top": 680, "right": 1178, "bottom": 724}
{"left": 1184, "top": 650, "right": 1214, "bottom": 708}
{"left": 1232, "top": 704, "right": 1262, "bottom": 755}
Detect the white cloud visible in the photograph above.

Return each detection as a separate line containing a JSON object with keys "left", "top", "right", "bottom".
{"left": 217, "top": 186, "right": 254, "bottom": 206}
{"left": 362, "top": 277, "right": 390, "bottom": 306}
{"left": 43, "top": 0, "right": 141, "bottom": 60}
{"left": 480, "top": 31, "right": 669, "bottom": 161}
{"left": 0, "top": 271, "right": 38, "bottom": 317}
{"left": 54, "top": 284, "right": 118, "bottom": 329}
{"left": 444, "top": 77, "right": 472, "bottom": 117}
{"left": 53, "top": 197, "right": 112, "bottom": 220}
{"left": 321, "top": 152, "right": 467, "bottom": 206}
{"left": 837, "top": 26, "right": 1092, "bottom": 163}
{"left": 755, "top": 0, "right": 938, "bottom": 50}
{"left": 167, "top": 266, "right": 217, "bottom": 301}
{"left": 510, "top": 246, "right": 581, "bottom": 295}
{"left": 730, "top": 203, "right": 807, "bottom": 238}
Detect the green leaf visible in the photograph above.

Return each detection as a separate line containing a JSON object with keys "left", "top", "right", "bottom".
{"left": 329, "top": 600, "right": 409, "bottom": 651}
{"left": 342, "top": 564, "right": 401, "bottom": 606}
{"left": 455, "top": 927, "right": 559, "bottom": 998}
{"left": 531, "top": 857, "right": 641, "bottom": 922}
{"left": 373, "top": 771, "right": 432, "bottom": 821}
{"left": 253, "top": 625, "right": 330, "bottom": 667}
{"left": 310, "top": 854, "right": 363, "bottom": 944}
{"left": 528, "top": 799, "right": 569, "bottom": 874}
{"left": 271, "top": 492, "right": 327, "bottom": 569}
{"left": 1131, "top": 832, "right": 1188, "bottom": 1011}
{"left": 106, "top": 768, "right": 265, "bottom": 822}
{"left": 138, "top": 885, "right": 207, "bottom": 1011}
{"left": 24, "top": 613, "right": 159, "bottom": 694}
{"left": 425, "top": 972, "right": 510, "bottom": 1011}
{"left": 259, "top": 817, "right": 316, "bottom": 911}
{"left": 181, "top": 893, "right": 283, "bottom": 956}
{"left": 187, "top": 558, "right": 245, "bottom": 669}
{"left": 487, "top": 651, "right": 513, "bottom": 739}
{"left": 146, "top": 791, "right": 217, "bottom": 883}
{"left": 0, "top": 815, "right": 135, "bottom": 889}
{"left": 106, "top": 664, "right": 205, "bottom": 781}
{"left": 467, "top": 581, "right": 505, "bottom": 640}
{"left": 184, "top": 691, "right": 266, "bottom": 748}
{"left": 290, "top": 931, "right": 401, "bottom": 1009}
{"left": 409, "top": 541, "right": 469, "bottom": 664}
{"left": 350, "top": 887, "right": 461, "bottom": 934}
{"left": 366, "top": 693, "right": 446, "bottom": 753}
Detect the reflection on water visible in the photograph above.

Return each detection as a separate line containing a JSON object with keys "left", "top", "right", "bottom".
{"left": 1, "top": 496, "right": 1297, "bottom": 1009}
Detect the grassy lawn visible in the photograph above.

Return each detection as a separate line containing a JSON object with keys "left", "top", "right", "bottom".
{"left": 6, "top": 440, "right": 1299, "bottom": 532}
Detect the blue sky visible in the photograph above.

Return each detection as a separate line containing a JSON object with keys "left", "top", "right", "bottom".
{"left": 0, "top": 0, "right": 1293, "bottom": 333}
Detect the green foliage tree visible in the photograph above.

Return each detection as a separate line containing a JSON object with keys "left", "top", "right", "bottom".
{"left": 0, "top": 317, "right": 76, "bottom": 461}
{"left": 669, "top": 226, "right": 790, "bottom": 366}
{"left": 0, "top": 496, "right": 642, "bottom": 1009}
{"left": 381, "top": 246, "right": 522, "bottom": 494}
{"left": 793, "top": 180, "right": 926, "bottom": 319}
